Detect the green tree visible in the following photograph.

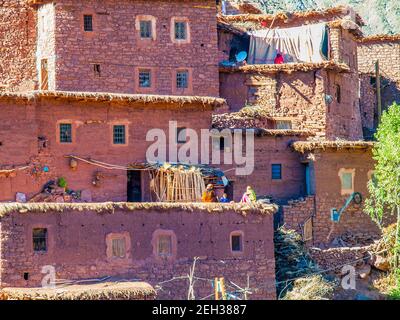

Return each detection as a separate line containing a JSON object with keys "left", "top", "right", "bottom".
{"left": 365, "top": 103, "right": 400, "bottom": 266}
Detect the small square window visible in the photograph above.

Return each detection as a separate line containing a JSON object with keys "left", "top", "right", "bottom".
{"left": 231, "top": 234, "right": 242, "bottom": 252}
{"left": 140, "top": 20, "right": 152, "bottom": 39}
{"left": 113, "top": 125, "right": 126, "bottom": 145}
{"left": 112, "top": 238, "right": 126, "bottom": 258}
{"left": 33, "top": 228, "right": 47, "bottom": 252}
{"left": 175, "top": 21, "right": 187, "bottom": 40}
{"left": 59, "top": 123, "right": 72, "bottom": 143}
{"left": 271, "top": 164, "right": 282, "bottom": 180}
{"left": 176, "top": 70, "right": 188, "bottom": 89}
{"left": 139, "top": 70, "right": 151, "bottom": 88}
{"left": 177, "top": 127, "right": 186, "bottom": 143}
{"left": 83, "top": 15, "right": 93, "bottom": 32}
{"left": 158, "top": 235, "right": 172, "bottom": 256}
{"left": 341, "top": 172, "right": 353, "bottom": 190}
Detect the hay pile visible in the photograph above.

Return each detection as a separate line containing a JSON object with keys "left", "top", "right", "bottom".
{"left": 0, "top": 281, "right": 155, "bottom": 300}
{"left": 282, "top": 275, "right": 336, "bottom": 300}
{"left": 212, "top": 105, "right": 272, "bottom": 129}
{"left": 0, "top": 201, "right": 279, "bottom": 218}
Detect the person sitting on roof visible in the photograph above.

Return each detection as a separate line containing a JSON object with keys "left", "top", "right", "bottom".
{"left": 202, "top": 184, "right": 218, "bottom": 203}
{"left": 219, "top": 193, "right": 230, "bottom": 203}
{"left": 274, "top": 51, "right": 284, "bottom": 64}
{"left": 241, "top": 186, "right": 257, "bottom": 203}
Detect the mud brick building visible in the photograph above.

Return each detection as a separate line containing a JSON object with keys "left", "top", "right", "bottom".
{"left": 357, "top": 35, "right": 400, "bottom": 136}
{"left": 0, "top": 1, "right": 399, "bottom": 299}
{"left": 0, "top": 203, "right": 277, "bottom": 299}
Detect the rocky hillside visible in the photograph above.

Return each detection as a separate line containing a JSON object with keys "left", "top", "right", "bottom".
{"left": 253, "top": 0, "right": 400, "bottom": 35}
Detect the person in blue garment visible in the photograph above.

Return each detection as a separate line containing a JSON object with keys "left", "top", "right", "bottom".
{"left": 219, "top": 193, "right": 230, "bottom": 203}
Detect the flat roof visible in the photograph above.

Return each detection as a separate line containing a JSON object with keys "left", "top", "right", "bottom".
{"left": 218, "top": 5, "right": 365, "bottom": 27}
{"left": 220, "top": 61, "right": 351, "bottom": 74}
{"left": 291, "top": 140, "right": 375, "bottom": 153}
{"left": 0, "top": 202, "right": 278, "bottom": 217}
{"left": 0, "top": 91, "right": 226, "bottom": 110}
{"left": 0, "top": 281, "right": 155, "bottom": 300}
{"left": 358, "top": 34, "right": 400, "bottom": 44}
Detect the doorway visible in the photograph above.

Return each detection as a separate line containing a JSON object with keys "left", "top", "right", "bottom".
{"left": 127, "top": 171, "right": 142, "bottom": 202}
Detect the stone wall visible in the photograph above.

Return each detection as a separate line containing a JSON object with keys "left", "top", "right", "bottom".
{"left": 359, "top": 74, "right": 377, "bottom": 133}
{"left": 0, "top": 0, "right": 37, "bottom": 91}
{"left": 358, "top": 40, "right": 400, "bottom": 116}
{"left": 0, "top": 207, "right": 276, "bottom": 300}
{"left": 282, "top": 196, "right": 315, "bottom": 234}
{"left": 282, "top": 149, "right": 380, "bottom": 245}
{"left": 309, "top": 245, "right": 370, "bottom": 272}
{"left": 312, "top": 149, "right": 379, "bottom": 245}
{"left": 0, "top": 96, "right": 214, "bottom": 202}
{"left": 36, "top": 0, "right": 219, "bottom": 96}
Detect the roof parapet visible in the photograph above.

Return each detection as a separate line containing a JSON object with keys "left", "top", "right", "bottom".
{"left": 291, "top": 140, "right": 375, "bottom": 153}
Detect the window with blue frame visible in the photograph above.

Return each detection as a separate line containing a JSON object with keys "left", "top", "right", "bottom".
{"left": 271, "top": 164, "right": 282, "bottom": 180}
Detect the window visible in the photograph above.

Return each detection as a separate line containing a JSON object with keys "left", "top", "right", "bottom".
{"left": 175, "top": 21, "right": 187, "bottom": 40}
{"left": 33, "top": 228, "right": 47, "bottom": 252}
{"left": 113, "top": 125, "right": 126, "bottom": 145}
{"left": 140, "top": 20, "right": 152, "bottom": 39}
{"left": 176, "top": 127, "right": 186, "bottom": 143}
{"left": 59, "top": 123, "right": 72, "bottom": 143}
{"left": 219, "top": 137, "right": 225, "bottom": 151}
{"left": 40, "top": 59, "right": 49, "bottom": 90}
{"left": 83, "top": 15, "right": 93, "bottom": 32}
{"left": 112, "top": 238, "right": 126, "bottom": 258}
{"left": 93, "top": 64, "right": 101, "bottom": 77}
{"left": 158, "top": 235, "right": 172, "bottom": 256}
{"left": 230, "top": 232, "right": 243, "bottom": 253}
{"left": 339, "top": 168, "right": 355, "bottom": 195}
{"left": 336, "top": 84, "right": 341, "bottom": 104}
{"left": 139, "top": 70, "right": 151, "bottom": 88}
{"left": 271, "top": 164, "right": 282, "bottom": 180}
{"left": 176, "top": 70, "right": 188, "bottom": 89}
{"left": 275, "top": 120, "right": 292, "bottom": 129}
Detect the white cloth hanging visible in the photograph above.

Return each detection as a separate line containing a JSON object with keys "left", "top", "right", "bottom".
{"left": 247, "top": 23, "right": 328, "bottom": 64}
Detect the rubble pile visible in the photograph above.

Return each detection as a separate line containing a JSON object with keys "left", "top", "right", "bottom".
{"left": 330, "top": 231, "right": 379, "bottom": 247}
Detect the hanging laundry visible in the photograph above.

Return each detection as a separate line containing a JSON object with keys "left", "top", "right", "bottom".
{"left": 247, "top": 23, "right": 329, "bottom": 64}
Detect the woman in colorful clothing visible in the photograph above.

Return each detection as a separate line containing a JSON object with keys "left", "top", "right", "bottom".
{"left": 241, "top": 186, "right": 257, "bottom": 203}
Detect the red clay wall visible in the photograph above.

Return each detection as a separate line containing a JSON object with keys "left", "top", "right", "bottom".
{"left": 312, "top": 149, "right": 379, "bottom": 244}
{"left": 221, "top": 135, "right": 307, "bottom": 203}
{"left": 36, "top": 0, "right": 219, "bottom": 96}
{"left": 0, "top": 208, "right": 276, "bottom": 300}
{"left": 0, "top": 0, "right": 37, "bottom": 92}
{"left": 0, "top": 98, "right": 213, "bottom": 202}
{"left": 283, "top": 149, "right": 380, "bottom": 245}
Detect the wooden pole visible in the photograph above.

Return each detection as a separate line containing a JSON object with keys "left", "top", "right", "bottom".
{"left": 214, "top": 278, "right": 219, "bottom": 300}
{"left": 376, "top": 60, "right": 382, "bottom": 124}
{"left": 220, "top": 277, "right": 226, "bottom": 300}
